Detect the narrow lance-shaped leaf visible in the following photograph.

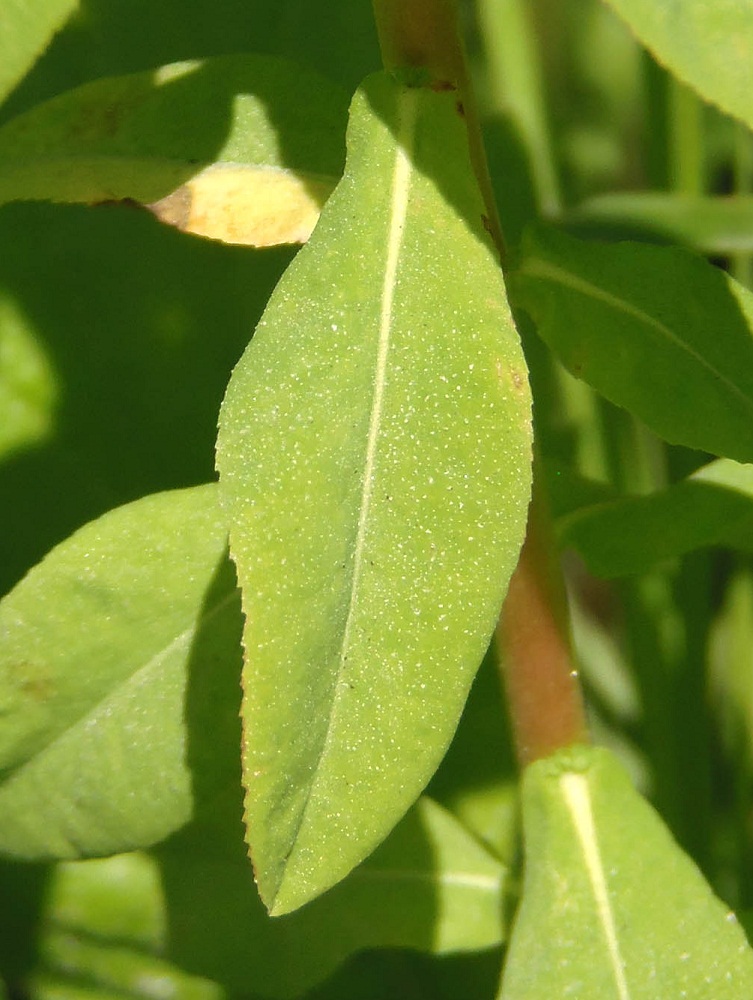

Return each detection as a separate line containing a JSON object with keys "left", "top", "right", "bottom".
{"left": 499, "top": 746, "right": 753, "bottom": 999}
{"left": 0, "top": 484, "right": 242, "bottom": 859}
{"left": 560, "top": 459, "right": 753, "bottom": 577}
{"left": 513, "top": 226, "right": 753, "bottom": 464}
{"left": 0, "top": 56, "right": 348, "bottom": 246}
{"left": 216, "top": 70, "right": 532, "bottom": 915}
{"left": 603, "top": 0, "right": 753, "bottom": 130}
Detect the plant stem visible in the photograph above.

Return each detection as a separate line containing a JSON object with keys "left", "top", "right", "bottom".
{"left": 372, "top": 0, "right": 589, "bottom": 766}
{"left": 496, "top": 477, "right": 588, "bottom": 765}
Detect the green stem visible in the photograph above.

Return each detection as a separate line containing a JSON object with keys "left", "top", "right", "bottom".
{"left": 476, "top": 0, "right": 561, "bottom": 216}
{"left": 669, "top": 77, "right": 704, "bottom": 196}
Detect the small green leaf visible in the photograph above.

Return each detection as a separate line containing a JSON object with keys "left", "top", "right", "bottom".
{"left": 0, "top": 0, "right": 76, "bottom": 108}
{"left": 159, "top": 796, "right": 509, "bottom": 998}
{"left": 499, "top": 746, "right": 753, "bottom": 999}
{"left": 0, "top": 295, "right": 58, "bottom": 461}
{"left": 603, "top": 0, "right": 753, "bottom": 129}
{"left": 216, "top": 71, "right": 532, "bottom": 914}
{"left": 560, "top": 459, "right": 753, "bottom": 577}
{"left": 0, "top": 56, "right": 348, "bottom": 245}
{"left": 568, "top": 193, "right": 753, "bottom": 256}
{"left": 513, "top": 226, "right": 753, "bottom": 463}
{"left": 32, "top": 853, "right": 222, "bottom": 1000}
{"left": 0, "top": 484, "right": 242, "bottom": 859}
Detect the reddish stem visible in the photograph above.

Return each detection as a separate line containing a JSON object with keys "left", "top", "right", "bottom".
{"left": 497, "top": 483, "right": 589, "bottom": 765}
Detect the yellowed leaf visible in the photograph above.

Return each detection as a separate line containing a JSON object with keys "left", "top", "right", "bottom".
{"left": 148, "top": 165, "right": 336, "bottom": 247}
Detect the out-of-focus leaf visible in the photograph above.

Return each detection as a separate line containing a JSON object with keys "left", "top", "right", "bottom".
{"left": 216, "top": 71, "right": 532, "bottom": 915}
{"left": 513, "top": 226, "right": 753, "bottom": 463}
{"left": 499, "top": 746, "right": 753, "bottom": 998}
{"left": 428, "top": 646, "right": 520, "bottom": 862}
{"left": 603, "top": 0, "right": 753, "bottom": 129}
{"left": 27, "top": 853, "right": 223, "bottom": 1000}
{"left": 0, "top": 0, "right": 76, "bottom": 108}
{"left": 0, "top": 484, "right": 242, "bottom": 858}
{"left": 159, "top": 796, "right": 508, "bottom": 999}
{"left": 568, "top": 192, "right": 753, "bottom": 255}
{"left": 560, "top": 459, "right": 753, "bottom": 576}
{"left": 0, "top": 56, "right": 347, "bottom": 246}
{"left": 0, "top": 295, "right": 58, "bottom": 461}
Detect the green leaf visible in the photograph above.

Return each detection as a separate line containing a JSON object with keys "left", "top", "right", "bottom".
{"left": 603, "top": 0, "right": 753, "bottom": 129}
{"left": 0, "top": 484, "right": 242, "bottom": 859}
{"left": 0, "top": 295, "right": 58, "bottom": 461}
{"left": 499, "top": 746, "right": 753, "bottom": 999}
{"left": 568, "top": 192, "right": 753, "bottom": 256}
{"left": 158, "top": 796, "right": 508, "bottom": 999}
{"left": 216, "top": 71, "right": 532, "bottom": 914}
{"left": 513, "top": 226, "right": 753, "bottom": 463}
{"left": 0, "top": 0, "right": 76, "bottom": 108}
{"left": 560, "top": 459, "right": 753, "bottom": 577}
{"left": 0, "top": 56, "right": 348, "bottom": 246}
{"left": 30, "top": 853, "right": 223, "bottom": 1000}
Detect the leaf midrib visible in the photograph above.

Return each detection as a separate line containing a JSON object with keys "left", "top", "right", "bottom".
{"left": 272, "top": 87, "right": 420, "bottom": 900}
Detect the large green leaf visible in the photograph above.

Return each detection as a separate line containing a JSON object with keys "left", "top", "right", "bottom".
{"left": 216, "top": 71, "right": 532, "bottom": 914}
{"left": 0, "top": 0, "right": 76, "bottom": 108}
{"left": 0, "top": 56, "right": 347, "bottom": 245}
{"left": 499, "top": 746, "right": 753, "bottom": 998}
{"left": 560, "top": 459, "right": 753, "bottom": 577}
{"left": 603, "top": 0, "right": 753, "bottom": 130}
{"left": 0, "top": 484, "right": 242, "bottom": 859}
{"left": 513, "top": 226, "right": 753, "bottom": 463}
{"left": 159, "top": 796, "right": 508, "bottom": 999}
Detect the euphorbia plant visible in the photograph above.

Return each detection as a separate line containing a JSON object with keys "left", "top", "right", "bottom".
{"left": 2, "top": 0, "right": 753, "bottom": 997}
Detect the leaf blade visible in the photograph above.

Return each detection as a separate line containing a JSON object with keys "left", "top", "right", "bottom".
{"left": 0, "top": 56, "right": 347, "bottom": 246}
{"left": 0, "top": 0, "right": 76, "bottom": 108}
{"left": 499, "top": 746, "right": 753, "bottom": 998}
{"left": 560, "top": 459, "right": 753, "bottom": 577}
{"left": 0, "top": 484, "right": 241, "bottom": 859}
{"left": 603, "top": 0, "right": 753, "bottom": 129}
{"left": 216, "top": 71, "right": 532, "bottom": 914}
{"left": 513, "top": 226, "right": 753, "bottom": 463}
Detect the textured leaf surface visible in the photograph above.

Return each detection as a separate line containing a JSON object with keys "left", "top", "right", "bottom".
{"left": 0, "top": 484, "right": 242, "bottom": 858}
{"left": 159, "top": 796, "right": 508, "bottom": 999}
{"left": 0, "top": 56, "right": 347, "bottom": 245}
{"left": 513, "top": 226, "right": 753, "bottom": 463}
{"left": 499, "top": 746, "right": 753, "bottom": 999}
{"left": 561, "top": 459, "right": 753, "bottom": 577}
{"left": 0, "top": 0, "right": 76, "bottom": 107}
{"left": 216, "top": 71, "right": 532, "bottom": 914}
{"left": 603, "top": 0, "right": 753, "bottom": 129}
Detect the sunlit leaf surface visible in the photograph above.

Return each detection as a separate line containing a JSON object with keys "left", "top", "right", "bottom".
{"left": 0, "top": 0, "right": 76, "bottom": 107}
{"left": 217, "top": 71, "right": 532, "bottom": 914}
{"left": 0, "top": 485, "right": 242, "bottom": 858}
{"left": 604, "top": 0, "right": 753, "bottom": 129}
{"left": 499, "top": 746, "right": 753, "bottom": 998}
